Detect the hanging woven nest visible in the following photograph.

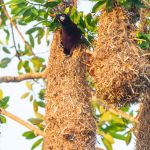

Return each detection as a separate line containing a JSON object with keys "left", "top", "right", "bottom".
{"left": 93, "top": 7, "right": 150, "bottom": 106}
{"left": 44, "top": 31, "right": 96, "bottom": 150}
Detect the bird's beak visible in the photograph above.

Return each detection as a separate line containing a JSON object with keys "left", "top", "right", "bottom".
{"left": 49, "top": 13, "right": 56, "bottom": 17}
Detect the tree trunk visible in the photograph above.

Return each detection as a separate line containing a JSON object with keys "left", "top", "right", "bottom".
{"left": 135, "top": 8, "right": 150, "bottom": 150}
{"left": 43, "top": 31, "right": 96, "bottom": 150}
{"left": 136, "top": 90, "right": 150, "bottom": 150}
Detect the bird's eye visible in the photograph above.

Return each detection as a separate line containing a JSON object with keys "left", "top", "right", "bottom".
{"left": 60, "top": 15, "right": 65, "bottom": 22}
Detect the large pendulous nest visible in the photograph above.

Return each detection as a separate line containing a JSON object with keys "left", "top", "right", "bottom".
{"left": 44, "top": 31, "right": 96, "bottom": 150}
{"left": 93, "top": 7, "right": 150, "bottom": 105}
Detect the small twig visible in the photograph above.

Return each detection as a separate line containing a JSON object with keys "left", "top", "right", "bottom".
{"left": 10, "top": 24, "right": 20, "bottom": 60}
{"left": 0, "top": 108, "right": 46, "bottom": 137}
{"left": 142, "top": 53, "right": 150, "bottom": 56}
{"left": 0, "top": 72, "right": 46, "bottom": 83}
{"left": 72, "top": 0, "right": 77, "bottom": 7}
{"left": 97, "top": 100, "right": 138, "bottom": 124}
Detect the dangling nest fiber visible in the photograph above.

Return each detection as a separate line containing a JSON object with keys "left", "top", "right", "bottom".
{"left": 93, "top": 7, "right": 150, "bottom": 105}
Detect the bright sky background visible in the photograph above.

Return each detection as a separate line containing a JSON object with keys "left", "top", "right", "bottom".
{"left": 0, "top": 0, "right": 136, "bottom": 150}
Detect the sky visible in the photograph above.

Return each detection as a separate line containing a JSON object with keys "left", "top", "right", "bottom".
{"left": 0, "top": 0, "right": 136, "bottom": 150}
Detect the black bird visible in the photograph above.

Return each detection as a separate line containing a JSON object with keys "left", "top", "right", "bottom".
{"left": 56, "top": 14, "right": 82, "bottom": 56}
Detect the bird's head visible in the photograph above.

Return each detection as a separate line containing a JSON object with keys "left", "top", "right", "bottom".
{"left": 56, "top": 14, "right": 70, "bottom": 24}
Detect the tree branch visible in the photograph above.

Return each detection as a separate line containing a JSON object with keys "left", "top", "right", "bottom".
{"left": 142, "top": 0, "right": 150, "bottom": 7}
{"left": 0, "top": 108, "right": 46, "bottom": 137}
{"left": 0, "top": 72, "right": 46, "bottom": 83}
{"left": 2, "top": 0, "right": 47, "bottom": 68}
{"left": 72, "top": 0, "right": 77, "bottom": 7}
{"left": 10, "top": 24, "right": 21, "bottom": 60}
{"left": 97, "top": 100, "right": 138, "bottom": 124}
{"left": 1, "top": 0, "right": 34, "bottom": 56}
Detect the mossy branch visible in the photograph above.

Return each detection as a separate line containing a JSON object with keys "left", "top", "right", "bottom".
{"left": 0, "top": 108, "right": 46, "bottom": 137}
{"left": 0, "top": 72, "right": 46, "bottom": 83}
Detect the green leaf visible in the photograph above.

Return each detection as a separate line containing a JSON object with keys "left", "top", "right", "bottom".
{"left": 126, "top": 131, "right": 132, "bottom": 145}
{"left": 44, "top": 0, "right": 61, "bottom": 8}
{"left": 97, "top": 131, "right": 114, "bottom": 144}
{"left": 21, "top": 92, "right": 30, "bottom": 99}
{"left": 0, "top": 115, "right": 7, "bottom": 123}
{"left": 28, "top": 118, "right": 43, "bottom": 125}
{"left": 34, "top": 112, "right": 44, "bottom": 120}
{"left": 30, "top": 95, "right": 33, "bottom": 102}
{"left": 37, "top": 101, "right": 45, "bottom": 108}
{"left": 29, "top": 34, "right": 35, "bottom": 48}
{"left": 31, "top": 138, "right": 43, "bottom": 150}
{"left": 106, "top": 0, "right": 113, "bottom": 12}
{"left": 92, "top": 0, "right": 106, "bottom": 13}
{"left": 4, "top": 29, "right": 10, "bottom": 45}
{"left": 102, "top": 123, "right": 127, "bottom": 133}
{"left": 0, "top": 96, "right": 9, "bottom": 109}
{"left": 31, "top": 8, "right": 39, "bottom": 16}
{"left": 22, "top": 131, "right": 36, "bottom": 139}
{"left": 30, "top": 0, "right": 45, "bottom": 3}
{"left": 109, "top": 132, "right": 126, "bottom": 140}
{"left": 111, "top": 114, "right": 125, "bottom": 125}
{"left": 26, "top": 27, "right": 41, "bottom": 34}
{"left": 38, "top": 89, "right": 45, "bottom": 100}
{"left": 31, "top": 57, "right": 42, "bottom": 72}
{"left": 0, "top": 89, "right": 3, "bottom": 100}
{"left": 64, "top": 7, "right": 70, "bottom": 14}
{"left": 36, "top": 28, "right": 44, "bottom": 44}
{"left": 26, "top": 81, "right": 32, "bottom": 90}
{"left": 33, "top": 100, "right": 38, "bottom": 112}
{"left": 100, "top": 112, "right": 112, "bottom": 122}
{"left": 18, "top": 60, "right": 23, "bottom": 70}
{"left": 102, "top": 138, "right": 113, "bottom": 150}
{"left": 2, "top": 47, "right": 10, "bottom": 54}
{"left": 0, "top": 57, "right": 11, "bottom": 68}
{"left": 23, "top": 60, "right": 31, "bottom": 72}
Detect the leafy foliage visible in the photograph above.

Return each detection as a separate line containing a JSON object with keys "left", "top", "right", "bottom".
{"left": 91, "top": 0, "right": 145, "bottom": 13}
{"left": 92, "top": 100, "right": 134, "bottom": 149}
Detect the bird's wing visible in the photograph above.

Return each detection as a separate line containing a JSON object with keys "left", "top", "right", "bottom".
{"left": 61, "top": 29, "right": 74, "bottom": 54}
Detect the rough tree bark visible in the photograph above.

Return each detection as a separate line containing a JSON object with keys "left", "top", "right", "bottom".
{"left": 43, "top": 31, "right": 96, "bottom": 150}
{"left": 135, "top": 8, "right": 150, "bottom": 150}
{"left": 136, "top": 89, "right": 150, "bottom": 150}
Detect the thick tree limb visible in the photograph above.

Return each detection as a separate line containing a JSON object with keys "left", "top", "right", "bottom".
{"left": 0, "top": 108, "right": 46, "bottom": 137}
{"left": 0, "top": 72, "right": 46, "bottom": 83}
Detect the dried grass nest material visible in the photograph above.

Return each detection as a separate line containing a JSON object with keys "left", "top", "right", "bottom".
{"left": 93, "top": 7, "right": 150, "bottom": 105}
{"left": 44, "top": 32, "right": 96, "bottom": 150}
